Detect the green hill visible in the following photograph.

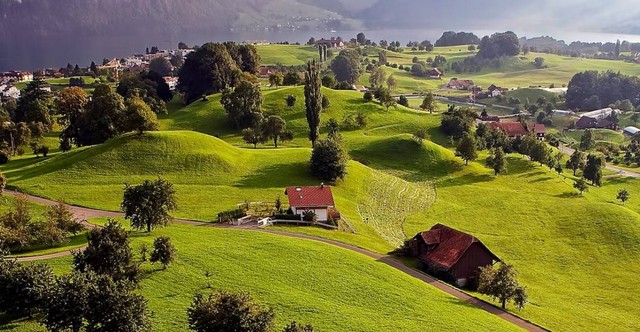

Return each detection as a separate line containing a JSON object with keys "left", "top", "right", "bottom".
{"left": 11, "top": 222, "right": 520, "bottom": 332}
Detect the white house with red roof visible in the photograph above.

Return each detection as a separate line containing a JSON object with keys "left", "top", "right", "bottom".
{"left": 284, "top": 185, "right": 336, "bottom": 222}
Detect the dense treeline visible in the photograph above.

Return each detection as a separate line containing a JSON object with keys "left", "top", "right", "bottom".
{"left": 178, "top": 42, "right": 260, "bottom": 103}
{"left": 566, "top": 71, "right": 640, "bottom": 110}
{"left": 477, "top": 32, "right": 520, "bottom": 59}
{"left": 521, "top": 36, "right": 640, "bottom": 59}
{"left": 435, "top": 31, "right": 480, "bottom": 46}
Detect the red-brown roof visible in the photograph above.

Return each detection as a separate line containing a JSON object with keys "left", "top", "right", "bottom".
{"left": 285, "top": 186, "right": 335, "bottom": 208}
{"left": 534, "top": 124, "right": 546, "bottom": 134}
{"left": 489, "top": 122, "right": 527, "bottom": 137}
{"left": 417, "top": 224, "right": 499, "bottom": 270}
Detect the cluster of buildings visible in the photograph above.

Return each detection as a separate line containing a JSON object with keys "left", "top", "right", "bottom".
{"left": 281, "top": 185, "right": 501, "bottom": 289}
{"left": 446, "top": 78, "right": 507, "bottom": 100}
{"left": 574, "top": 108, "right": 621, "bottom": 130}
{"left": 478, "top": 116, "right": 546, "bottom": 141}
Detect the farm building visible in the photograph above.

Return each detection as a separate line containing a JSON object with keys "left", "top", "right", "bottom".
{"left": 428, "top": 68, "right": 443, "bottom": 79}
{"left": 410, "top": 224, "right": 500, "bottom": 288}
{"left": 284, "top": 185, "right": 337, "bottom": 222}
{"left": 447, "top": 78, "right": 475, "bottom": 90}
{"left": 533, "top": 124, "right": 546, "bottom": 141}
{"left": 488, "top": 122, "right": 527, "bottom": 138}
{"left": 315, "top": 37, "right": 344, "bottom": 49}
{"left": 624, "top": 126, "right": 640, "bottom": 137}
{"left": 580, "top": 107, "right": 621, "bottom": 121}
{"left": 575, "top": 117, "right": 617, "bottom": 130}
{"left": 487, "top": 84, "right": 507, "bottom": 97}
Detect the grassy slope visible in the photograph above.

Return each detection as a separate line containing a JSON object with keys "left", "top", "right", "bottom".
{"left": 8, "top": 222, "right": 520, "bottom": 332}
{"left": 5, "top": 81, "right": 640, "bottom": 330}
{"left": 255, "top": 45, "right": 320, "bottom": 66}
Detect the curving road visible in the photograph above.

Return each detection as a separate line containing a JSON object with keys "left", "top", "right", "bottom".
{"left": 557, "top": 145, "right": 640, "bottom": 178}
{"left": 4, "top": 190, "right": 547, "bottom": 332}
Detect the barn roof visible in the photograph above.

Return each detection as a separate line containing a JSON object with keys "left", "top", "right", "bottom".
{"left": 416, "top": 224, "right": 499, "bottom": 270}
{"left": 285, "top": 186, "right": 335, "bottom": 208}
{"left": 488, "top": 122, "right": 527, "bottom": 137}
{"left": 534, "top": 124, "right": 546, "bottom": 134}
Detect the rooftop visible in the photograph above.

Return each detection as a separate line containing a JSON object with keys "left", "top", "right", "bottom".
{"left": 417, "top": 224, "right": 499, "bottom": 270}
{"left": 285, "top": 186, "right": 335, "bottom": 208}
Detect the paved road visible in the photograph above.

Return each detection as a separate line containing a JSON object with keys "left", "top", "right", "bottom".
{"left": 5, "top": 190, "right": 547, "bottom": 332}
{"left": 557, "top": 145, "right": 640, "bottom": 179}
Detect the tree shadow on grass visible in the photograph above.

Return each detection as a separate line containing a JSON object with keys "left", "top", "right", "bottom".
{"left": 555, "top": 192, "right": 582, "bottom": 199}
{"left": 437, "top": 173, "right": 494, "bottom": 188}
{"left": 236, "top": 161, "right": 316, "bottom": 189}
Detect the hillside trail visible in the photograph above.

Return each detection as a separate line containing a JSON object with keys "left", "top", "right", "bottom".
{"left": 3, "top": 190, "right": 547, "bottom": 332}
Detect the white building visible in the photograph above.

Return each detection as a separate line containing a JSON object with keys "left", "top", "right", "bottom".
{"left": 0, "top": 85, "right": 20, "bottom": 99}
{"left": 284, "top": 185, "right": 337, "bottom": 222}
{"left": 580, "top": 108, "right": 621, "bottom": 120}
{"left": 624, "top": 126, "right": 640, "bottom": 137}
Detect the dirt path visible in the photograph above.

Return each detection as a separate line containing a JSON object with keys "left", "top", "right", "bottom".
{"left": 558, "top": 145, "right": 640, "bottom": 178}
{"left": 4, "top": 190, "right": 547, "bottom": 331}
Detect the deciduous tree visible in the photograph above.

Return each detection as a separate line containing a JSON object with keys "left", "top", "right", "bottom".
{"left": 310, "top": 137, "right": 348, "bottom": 182}
{"left": 486, "top": 147, "right": 508, "bottom": 175}
{"left": 122, "top": 179, "right": 177, "bottom": 232}
{"left": 478, "top": 262, "right": 527, "bottom": 310}
{"left": 124, "top": 96, "right": 160, "bottom": 135}
{"left": 583, "top": 154, "right": 604, "bottom": 186}
{"left": 73, "top": 220, "right": 140, "bottom": 282}
{"left": 221, "top": 79, "right": 263, "bottom": 129}
{"left": 566, "top": 150, "right": 586, "bottom": 176}
{"left": 420, "top": 92, "right": 436, "bottom": 114}
{"left": 573, "top": 177, "right": 589, "bottom": 195}
{"left": 616, "top": 188, "right": 630, "bottom": 205}
{"left": 150, "top": 236, "right": 177, "bottom": 269}
{"left": 456, "top": 134, "right": 478, "bottom": 165}
{"left": 187, "top": 291, "right": 275, "bottom": 332}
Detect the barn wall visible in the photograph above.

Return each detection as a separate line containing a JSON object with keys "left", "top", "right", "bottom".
{"left": 451, "top": 243, "right": 496, "bottom": 281}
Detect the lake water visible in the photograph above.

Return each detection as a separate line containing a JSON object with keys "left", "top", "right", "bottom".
{"left": 2, "top": 28, "right": 640, "bottom": 72}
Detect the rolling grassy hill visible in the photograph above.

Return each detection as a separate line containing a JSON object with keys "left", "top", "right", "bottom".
{"left": 4, "top": 83, "right": 640, "bottom": 330}
{"left": 8, "top": 221, "right": 520, "bottom": 332}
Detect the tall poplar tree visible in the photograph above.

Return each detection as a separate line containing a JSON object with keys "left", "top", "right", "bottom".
{"left": 304, "top": 60, "right": 323, "bottom": 147}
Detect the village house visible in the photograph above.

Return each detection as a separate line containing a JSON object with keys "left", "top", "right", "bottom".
{"left": 163, "top": 77, "right": 179, "bottom": 91}
{"left": 428, "top": 68, "right": 443, "bottom": 79}
{"left": 446, "top": 78, "right": 475, "bottom": 90}
{"left": 533, "top": 124, "right": 546, "bottom": 141}
{"left": 284, "top": 185, "right": 338, "bottom": 222}
{"left": 352, "top": 84, "right": 368, "bottom": 92}
{"left": 0, "top": 84, "right": 20, "bottom": 100}
{"left": 258, "top": 66, "right": 277, "bottom": 78}
{"left": 315, "top": 37, "right": 344, "bottom": 49}
{"left": 488, "top": 121, "right": 528, "bottom": 138}
{"left": 410, "top": 224, "right": 500, "bottom": 288}
{"left": 487, "top": 84, "right": 507, "bottom": 97}
{"left": 1, "top": 71, "right": 33, "bottom": 82}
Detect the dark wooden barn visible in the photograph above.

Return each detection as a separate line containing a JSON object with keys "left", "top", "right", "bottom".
{"left": 410, "top": 224, "right": 500, "bottom": 288}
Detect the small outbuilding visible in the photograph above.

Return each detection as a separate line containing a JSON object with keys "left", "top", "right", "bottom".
{"left": 624, "top": 126, "right": 640, "bottom": 137}
{"left": 410, "top": 224, "right": 500, "bottom": 288}
{"left": 284, "top": 185, "right": 336, "bottom": 222}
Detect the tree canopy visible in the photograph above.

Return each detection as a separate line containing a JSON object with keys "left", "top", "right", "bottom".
{"left": 435, "top": 31, "right": 480, "bottom": 46}
{"left": 122, "top": 178, "right": 177, "bottom": 232}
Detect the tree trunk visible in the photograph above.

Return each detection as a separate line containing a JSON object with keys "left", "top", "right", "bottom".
{"left": 274, "top": 138, "right": 278, "bottom": 148}
{"left": 502, "top": 298, "right": 506, "bottom": 309}
{"left": 147, "top": 223, "right": 151, "bottom": 233}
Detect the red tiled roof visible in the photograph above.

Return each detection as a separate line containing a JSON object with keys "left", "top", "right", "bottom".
{"left": 489, "top": 122, "right": 527, "bottom": 137}
{"left": 285, "top": 186, "right": 335, "bottom": 208}
{"left": 418, "top": 224, "right": 499, "bottom": 270}
{"left": 534, "top": 124, "right": 546, "bottom": 134}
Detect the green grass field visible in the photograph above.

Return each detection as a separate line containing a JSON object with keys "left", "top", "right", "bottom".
{"left": 255, "top": 45, "right": 322, "bottom": 66}
{"left": 6, "top": 221, "right": 520, "bottom": 332}
{"left": 4, "top": 46, "right": 640, "bottom": 331}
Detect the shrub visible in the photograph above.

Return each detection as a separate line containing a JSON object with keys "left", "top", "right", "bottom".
{"left": 0, "top": 150, "right": 9, "bottom": 164}
{"left": 334, "top": 81, "right": 352, "bottom": 90}
{"left": 271, "top": 214, "right": 302, "bottom": 221}
{"left": 302, "top": 211, "right": 317, "bottom": 223}
{"left": 322, "top": 95, "right": 330, "bottom": 109}
{"left": 285, "top": 95, "right": 297, "bottom": 107}
{"left": 363, "top": 91, "right": 373, "bottom": 102}
{"left": 217, "top": 209, "right": 247, "bottom": 223}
